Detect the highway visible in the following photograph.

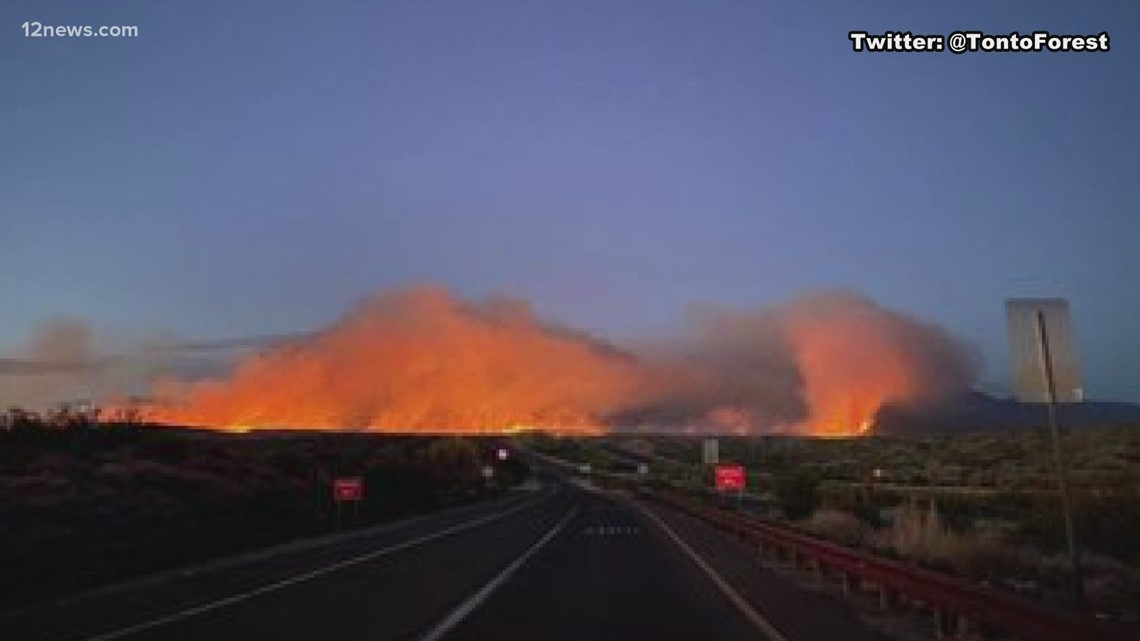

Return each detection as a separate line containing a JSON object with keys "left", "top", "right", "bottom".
{"left": 1, "top": 471, "right": 888, "bottom": 641}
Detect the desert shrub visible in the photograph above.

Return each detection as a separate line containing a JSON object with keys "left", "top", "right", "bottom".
{"left": 1077, "top": 553, "right": 1140, "bottom": 617}
{"left": 773, "top": 470, "right": 820, "bottom": 520}
{"left": 801, "top": 508, "right": 867, "bottom": 547}
{"left": 426, "top": 438, "right": 480, "bottom": 485}
{"left": 887, "top": 501, "right": 1029, "bottom": 580}
{"left": 0, "top": 430, "right": 530, "bottom": 609}
{"left": 1072, "top": 485, "right": 1140, "bottom": 561}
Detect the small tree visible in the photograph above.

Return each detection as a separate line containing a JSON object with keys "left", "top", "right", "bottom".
{"left": 425, "top": 438, "right": 480, "bottom": 486}
{"left": 774, "top": 470, "right": 820, "bottom": 520}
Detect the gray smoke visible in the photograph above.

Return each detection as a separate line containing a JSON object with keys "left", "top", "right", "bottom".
{"left": 1, "top": 289, "right": 982, "bottom": 434}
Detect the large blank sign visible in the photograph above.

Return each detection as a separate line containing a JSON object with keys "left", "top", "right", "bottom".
{"left": 1006, "top": 299, "right": 1083, "bottom": 403}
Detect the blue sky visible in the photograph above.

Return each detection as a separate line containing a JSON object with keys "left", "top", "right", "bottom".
{"left": 2, "top": 1, "right": 1138, "bottom": 399}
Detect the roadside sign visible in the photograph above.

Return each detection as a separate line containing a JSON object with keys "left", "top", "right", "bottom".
{"left": 1005, "top": 298, "right": 1084, "bottom": 598}
{"left": 496, "top": 447, "right": 510, "bottom": 461}
{"left": 1006, "top": 299, "right": 1083, "bottom": 403}
{"left": 715, "top": 464, "right": 746, "bottom": 492}
{"left": 332, "top": 477, "right": 364, "bottom": 502}
{"left": 482, "top": 464, "right": 494, "bottom": 479}
{"left": 702, "top": 438, "right": 719, "bottom": 465}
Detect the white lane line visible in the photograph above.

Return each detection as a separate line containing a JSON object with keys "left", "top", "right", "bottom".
{"left": 418, "top": 506, "right": 579, "bottom": 641}
{"left": 636, "top": 503, "right": 788, "bottom": 641}
{"left": 79, "top": 488, "right": 557, "bottom": 641}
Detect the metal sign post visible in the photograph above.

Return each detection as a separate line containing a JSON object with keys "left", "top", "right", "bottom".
{"left": 332, "top": 477, "right": 364, "bottom": 532}
{"left": 702, "top": 438, "right": 719, "bottom": 466}
{"left": 1033, "top": 309, "right": 1083, "bottom": 600}
{"left": 1006, "top": 299, "right": 1083, "bottom": 600}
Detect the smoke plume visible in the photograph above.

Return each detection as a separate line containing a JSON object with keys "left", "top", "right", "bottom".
{"left": 140, "top": 287, "right": 653, "bottom": 432}
{"left": 0, "top": 319, "right": 99, "bottom": 409}
{"left": 0, "top": 320, "right": 239, "bottom": 412}
{"left": 121, "top": 285, "right": 978, "bottom": 435}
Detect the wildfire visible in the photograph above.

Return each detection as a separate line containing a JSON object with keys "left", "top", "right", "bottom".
{"left": 110, "top": 287, "right": 974, "bottom": 436}
{"left": 131, "top": 288, "right": 650, "bottom": 435}
{"left": 782, "top": 291, "right": 971, "bottom": 437}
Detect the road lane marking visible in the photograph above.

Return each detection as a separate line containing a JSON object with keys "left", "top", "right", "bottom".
{"left": 78, "top": 486, "right": 559, "bottom": 641}
{"left": 580, "top": 524, "right": 640, "bottom": 536}
{"left": 418, "top": 506, "right": 579, "bottom": 641}
{"left": 637, "top": 503, "right": 789, "bottom": 641}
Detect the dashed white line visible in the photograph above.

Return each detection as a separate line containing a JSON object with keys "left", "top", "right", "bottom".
{"left": 637, "top": 503, "right": 788, "bottom": 641}
{"left": 78, "top": 487, "right": 557, "bottom": 641}
{"left": 418, "top": 506, "right": 579, "bottom": 641}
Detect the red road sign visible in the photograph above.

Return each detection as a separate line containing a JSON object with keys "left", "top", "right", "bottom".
{"left": 715, "top": 464, "right": 746, "bottom": 492}
{"left": 333, "top": 477, "right": 364, "bottom": 502}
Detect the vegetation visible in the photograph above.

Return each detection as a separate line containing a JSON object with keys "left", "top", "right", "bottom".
{"left": 771, "top": 470, "right": 820, "bottom": 520}
{"left": 0, "top": 412, "right": 530, "bottom": 609}
{"left": 525, "top": 428, "right": 1140, "bottom": 618}
{"left": 606, "top": 429, "right": 1140, "bottom": 560}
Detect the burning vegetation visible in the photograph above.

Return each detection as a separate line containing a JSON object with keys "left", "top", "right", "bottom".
{"left": 106, "top": 286, "right": 977, "bottom": 436}
{"left": 137, "top": 288, "right": 649, "bottom": 433}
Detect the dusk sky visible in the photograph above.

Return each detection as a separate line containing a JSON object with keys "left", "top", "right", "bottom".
{"left": 2, "top": 1, "right": 1138, "bottom": 400}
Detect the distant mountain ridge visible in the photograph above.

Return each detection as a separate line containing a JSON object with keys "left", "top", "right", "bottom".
{"left": 874, "top": 391, "right": 1140, "bottom": 435}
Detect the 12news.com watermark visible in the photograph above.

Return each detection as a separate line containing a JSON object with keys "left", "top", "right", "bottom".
{"left": 22, "top": 21, "right": 139, "bottom": 38}
{"left": 849, "top": 30, "right": 1110, "bottom": 54}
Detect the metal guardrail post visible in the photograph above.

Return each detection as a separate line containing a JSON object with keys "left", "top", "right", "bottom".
{"left": 809, "top": 557, "right": 822, "bottom": 578}
{"left": 878, "top": 585, "right": 897, "bottom": 611}
{"left": 933, "top": 607, "right": 950, "bottom": 641}
{"left": 956, "top": 614, "right": 973, "bottom": 640}
{"left": 840, "top": 571, "right": 856, "bottom": 597}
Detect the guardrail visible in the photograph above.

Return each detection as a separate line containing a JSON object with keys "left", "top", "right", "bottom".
{"left": 643, "top": 489, "right": 1129, "bottom": 641}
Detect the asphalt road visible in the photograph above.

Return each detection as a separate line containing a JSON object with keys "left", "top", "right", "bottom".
{"left": 1, "top": 473, "right": 888, "bottom": 641}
